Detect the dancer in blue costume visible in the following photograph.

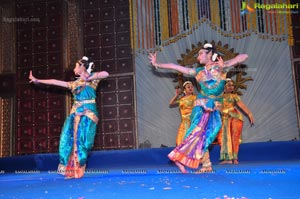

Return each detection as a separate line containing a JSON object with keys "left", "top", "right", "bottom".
{"left": 149, "top": 43, "right": 248, "bottom": 173}
{"left": 29, "top": 56, "right": 109, "bottom": 178}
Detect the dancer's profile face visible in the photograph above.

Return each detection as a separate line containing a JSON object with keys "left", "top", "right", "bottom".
{"left": 73, "top": 62, "right": 85, "bottom": 76}
{"left": 197, "top": 49, "right": 211, "bottom": 64}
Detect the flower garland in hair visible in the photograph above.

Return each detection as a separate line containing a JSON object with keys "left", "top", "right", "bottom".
{"left": 87, "top": 62, "right": 93, "bottom": 74}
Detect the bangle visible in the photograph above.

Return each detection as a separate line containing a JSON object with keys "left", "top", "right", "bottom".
{"left": 153, "top": 63, "right": 160, "bottom": 69}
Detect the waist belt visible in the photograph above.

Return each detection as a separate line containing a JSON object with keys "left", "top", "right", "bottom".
{"left": 74, "top": 99, "right": 96, "bottom": 105}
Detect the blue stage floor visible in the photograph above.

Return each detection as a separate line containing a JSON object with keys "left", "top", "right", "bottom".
{"left": 0, "top": 141, "right": 300, "bottom": 199}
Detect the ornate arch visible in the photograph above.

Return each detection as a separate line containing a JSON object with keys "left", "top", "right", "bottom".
{"left": 175, "top": 40, "right": 253, "bottom": 95}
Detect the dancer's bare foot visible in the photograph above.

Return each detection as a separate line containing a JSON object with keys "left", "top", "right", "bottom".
{"left": 233, "top": 159, "right": 239, "bottom": 164}
{"left": 175, "top": 161, "right": 188, "bottom": 174}
{"left": 219, "top": 160, "right": 233, "bottom": 164}
{"left": 64, "top": 176, "right": 74, "bottom": 179}
{"left": 195, "top": 166, "right": 213, "bottom": 174}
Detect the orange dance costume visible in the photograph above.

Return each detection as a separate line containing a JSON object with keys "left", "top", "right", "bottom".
{"left": 217, "top": 93, "right": 244, "bottom": 161}
{"left": 176, "top": 94, "right": 196, "bottom": 145}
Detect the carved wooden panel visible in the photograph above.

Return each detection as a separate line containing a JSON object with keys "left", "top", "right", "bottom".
{"left": 16, "top": 125, "right": 33, "bottom": 139}
{"left": 17, "top": 54, "right": 33, "bottom": 68}
{"left": 95, "top": 76, "right": 135, "bottom": 150}
{"left": 294, "top": 61, "right": 300, "bottom": 122}
{"left": 85, "top": 35, "right": 100, "bottom": 48}
{"left": 82, "top": 0, "right": 135, "bottom": 150}
{"left": 17, "top": 99, "right": 33, "bottom": 113}
{"left": 100, "top": 21, "right": 115, "bottom": 33}
{"left": 34, "top": 125, "right": 48, "bottom": 137}
{"left": 17, "top": 30, "right": 31, "bottom": 43}
{"left": 100, "top": 7, "right": 114, "bottom": 20}
{"left": 17, "top": 139, "right": 34, "bottom": 154}
{"left": 34, "top": 138, "right": 49, "bottom": 152}
{"left": 101, "top": 46, "right": 115, "bottom": 60}
{"left": 101, "top": 33, "right": 115, "bottom": 47}
{"left": 116, "top": 45, "right": 131, "bottom": 58}
{"left": 85, "top": 22, "right": 100, "bottom": 36}
{"left": 34, "top": 53, "right": 47, "bottom": 67}
{"left": 48, "top": 110, "right": 64, "bottom": 124}
{"left": 116, "top": 32, "right": 130, "bottom": 45}
{"left": 100, "top": 60, "right": 116, "bottom": 74}
{"left": 116, "top": 58, "right": 133, "bottom": 73}
{"left": 33, "top": 28, "right": 47, "bottom": 41}
{"left": 83, "top": 0, "right": 99, "bottom": 9}
{"left": 291, "top": 10, "right": 300, "bottom": 58}
{"left": 48, "top": 124, "right": 62, "bottom": 136}
{"left": 119, "top": 132, "right": 134, "bottom": 149}
{"left": 115, "top": 19, "right": 129, "bottom": 32}
{"left": 15, "top": 0, "right": 65, "bottom": 155}
{"left": 48, "top": 137, "right": 60, "bottom": 152}
{"left": 84, "top": 9, "right": 100, "bottom": 22}
{"left": 32, "top": 1, "right": 46, "bottom": 16}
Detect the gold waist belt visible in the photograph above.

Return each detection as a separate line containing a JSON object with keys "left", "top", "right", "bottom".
{"left": 74, "top": 99, "right": 96, "bottom": 105}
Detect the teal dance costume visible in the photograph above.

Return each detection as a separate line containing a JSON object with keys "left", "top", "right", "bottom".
{"left": 58, "top": 77, "right": 100, "bottom": 178}
{"left": 168, "top": 66, "right": 226, "bottom": 169}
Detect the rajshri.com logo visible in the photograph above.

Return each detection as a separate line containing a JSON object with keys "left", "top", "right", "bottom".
{"left": 241, "top": 1, "right": 299, "bottom": 15}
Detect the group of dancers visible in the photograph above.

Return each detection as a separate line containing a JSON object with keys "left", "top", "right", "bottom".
{"left": 28, "top": 43, "right": 254, "bottom": 178}
{"left": 149, "top": 43, "right": 254, "bottom": 173}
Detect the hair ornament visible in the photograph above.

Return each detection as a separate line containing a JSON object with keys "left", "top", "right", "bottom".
{"left": 82, "top": 56, "right": 88, "bottom": 61}
{"left": 212, "top": 53, "right": 218, "bottom": 61}
{"left": 183, "top": 81, "right": 192, "bottom": 88}
{"left": 204, "top": 43, "right": 213, "bottom": 49}
{"left": 87, "top": 62, "right": 93, "bottom": 74}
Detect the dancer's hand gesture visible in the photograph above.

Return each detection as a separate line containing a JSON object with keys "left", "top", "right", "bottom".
{"left": 29, "top": 70, "right": 39, "bottom": 84}
{"left": 148, "top": 52, "right": 159, "bottom": 68}
{"left": 215, "top": 56, "right": 225, "bottom": 68}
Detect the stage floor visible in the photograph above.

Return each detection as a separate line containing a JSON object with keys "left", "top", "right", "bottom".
{"left": 0, "top": 141, "right": 300, "bottom": 199}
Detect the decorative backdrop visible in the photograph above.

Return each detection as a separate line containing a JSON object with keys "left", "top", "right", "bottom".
{"left": 132, "top": 0, "right": 299, "bottom": 147}
{"left": 130, "top": 0, "right": 295, "bottom": 53}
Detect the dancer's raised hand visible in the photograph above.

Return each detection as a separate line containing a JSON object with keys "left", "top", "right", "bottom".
{"left": 29, "top": 70, "right": 39, "bottom": 84}
{"left": 148, "top": 52, "right": 159, "bottom": 68}
{"left": 215, "top": 56, "right": 225, "bottom": 68}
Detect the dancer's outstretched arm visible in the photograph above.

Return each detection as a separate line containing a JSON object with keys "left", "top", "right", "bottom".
{"left": 84, "top": 71, "right": 109, "bottom": 81}
{"left": 149, "top": 52, "right": 196, "bottom": 76}
{"left": 29, "top": 70, "right": 68, "bottom": 88}
{"left": 223, "top": 54, "right": 248, "bottom": 68}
